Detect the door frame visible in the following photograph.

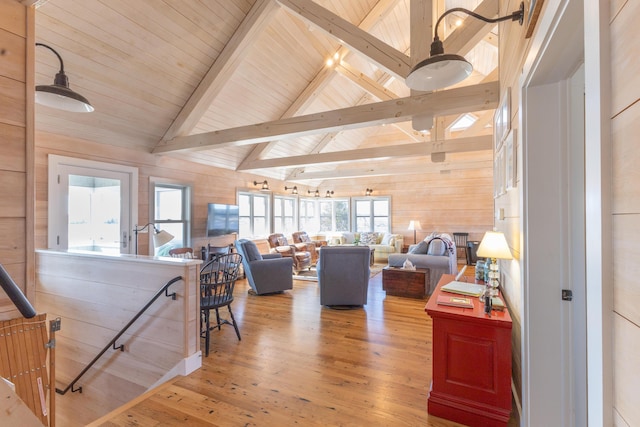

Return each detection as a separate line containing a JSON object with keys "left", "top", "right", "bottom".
{"left": 48, "top": 155, "right": 139, "bottom": 253}
{"left": 519, "top": 0, "right": 597, "bottom": 425}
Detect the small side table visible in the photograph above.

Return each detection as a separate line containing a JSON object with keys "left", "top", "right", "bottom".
{"left": 382, "top": 267, "right": 429, "bottom": 298}
{"left": 401, "top": 245, "right": 410, "bottom": 254}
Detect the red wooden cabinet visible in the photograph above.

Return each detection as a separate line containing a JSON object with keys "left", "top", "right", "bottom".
{"left": 425, "top": 275, "right": 512, "bottom": 427}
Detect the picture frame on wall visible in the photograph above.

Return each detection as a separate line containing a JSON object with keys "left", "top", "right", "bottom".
{"left": 505, "top": 130, "right": 517, "bottom": 190}
{"left": 494, "top": 87, "right": 511, "bottom": 151}
{"left": 494, "top": 145, "right": 506, "bottom": 197}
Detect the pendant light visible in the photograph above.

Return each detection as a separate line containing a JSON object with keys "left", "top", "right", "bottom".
{"left": 35, "top": 43, "right": 94, "bottom": 113}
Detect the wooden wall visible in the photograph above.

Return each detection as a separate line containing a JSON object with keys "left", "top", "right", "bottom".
{"left": 34, "top": 132, "right": 494, "bottom": 254}
{"left": 610, "top": 0, "right": 640, "bottom": 425}
{"left": 0, "top": 0, "right": 34, "bottom": 320}
{"left": 36, "top": 250, "right": 201, "bottom": 426}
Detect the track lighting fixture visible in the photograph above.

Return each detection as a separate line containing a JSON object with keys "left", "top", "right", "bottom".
{"left": 365, "top": 188, "right": 373, "bottom": 196}
{"left": 405, "top": 2, "right": 525, "bottom": 91}
{"left": 325, "top": 191, "right": 334, "bottom": 198}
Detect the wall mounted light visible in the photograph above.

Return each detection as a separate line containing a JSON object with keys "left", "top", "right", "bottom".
{"left": 35, "top": 43, "right": 94, "bottom": 113}
{"left": 285, "top": 185, "right": 298, "bottom": 195}
{"left": 254, "top": 180, "right": 269, "bottom": 191}
{"left": 325, "top": 190, "right": 334, "bottom": 198}
{"left": 308, "top": 189, "right": 320, "bottom": 197}
{"left": 405, "top": 2, "right": 524, "bottom": 91}
{"left": 365, "top": 188, "right": 373, "bottom": 196}
{"left": 133, "top": 223, "right": 174, "bottom": 255}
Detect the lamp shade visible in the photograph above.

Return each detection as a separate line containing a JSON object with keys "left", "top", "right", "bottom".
{"left": 35, "top": 43, "right": 94, "bottom": 112}
{"left": 407, "top": 220, "right": 422, "bottom": 231}
{"left": 152, "top": 229, "right": 174, "bottom": 248}
{"left": 476, "top": 231, "right": 512, "bottom": 260}
{"left": 405, "top": 54, "right": 473, "bottom": 92}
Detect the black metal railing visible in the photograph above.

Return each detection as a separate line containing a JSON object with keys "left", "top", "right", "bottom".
{"left": 56, "top": 275, "right": 183, "bottom": 395}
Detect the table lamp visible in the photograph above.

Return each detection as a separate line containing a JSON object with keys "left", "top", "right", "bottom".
{"left": 476, "top": 231, "right": 512, "bottom": 299}
{"left": 407, "top": 220, "right": 422, "bottom": 244}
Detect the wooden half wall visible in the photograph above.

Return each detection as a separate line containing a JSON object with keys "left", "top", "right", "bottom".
{"left": 35, "top": 250, "right": 202, "bottom": 426}
{"left": 0, "top": 0, "right": 35, "bottom": 319}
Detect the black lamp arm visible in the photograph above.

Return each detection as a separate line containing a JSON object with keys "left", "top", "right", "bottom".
{"left": 433, "top": 2, "right": 525, "bottom": 42}
{"left": 135, "top": 222, "right": 159, "bottom": 233}
{"left": 36, "top": 42, "right": 65, "bottom": 73}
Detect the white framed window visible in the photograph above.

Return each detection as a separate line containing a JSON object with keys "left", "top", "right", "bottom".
{"left": 151, "top": 180, "right": 191, "bottom": 256}
{"left": 238, "top": 191, "right": 271, "bottom": 238}
{"left": 273, "top": 195, "right": 297, "bottom": 235}
{"left": 353, "top": 197, "right": 391, "bottom": 233}
{"left": 48, "top": 155, "right": 138, "bottom": 253}
{"left": 299, "top": 198, "right": 318, "bottom": 233}
{"left": 318, "top": 198, "right": 350, "bottom": 233}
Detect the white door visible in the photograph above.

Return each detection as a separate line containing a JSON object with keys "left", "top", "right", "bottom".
{"left": 48, "top": 155, "right": 138, "bottom": 254}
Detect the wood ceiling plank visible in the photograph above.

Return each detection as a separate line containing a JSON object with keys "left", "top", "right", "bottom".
{"left": 153, "top": 81, "right": 498, "bottom": 153}
{"left": 276, "top": 0, "right": 411, "bottom": 79}
{"left": 161, "top": 0, "right": 279, "bottom": 141}
{"left": 237, "top": 0, "right": 401, "bottom": 167}
{"left": 239, "top": 134, "right": 492, "bottom": 170}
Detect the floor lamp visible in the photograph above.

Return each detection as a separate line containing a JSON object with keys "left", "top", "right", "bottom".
{"left": 407, "top": 220, "right": 422, "bottom": 244}
{"left": 134, "top": 223, "right": 174, "bottom": 255}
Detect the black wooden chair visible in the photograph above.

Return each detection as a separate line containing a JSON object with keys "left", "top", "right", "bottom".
{"left": 200, "top": 253, "right": 242, "bottom": 356}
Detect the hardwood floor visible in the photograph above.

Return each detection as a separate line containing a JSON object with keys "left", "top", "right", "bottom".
{"left": 89, "top": 267, "right": 484, "bottom": 426}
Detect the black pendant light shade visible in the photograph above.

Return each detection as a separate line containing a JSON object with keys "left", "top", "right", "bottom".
{"left": 406, "top": 2, "right": 524, "bottom": 91}
{"left": 35, "top": 43, "right": 94, "bottom": 113}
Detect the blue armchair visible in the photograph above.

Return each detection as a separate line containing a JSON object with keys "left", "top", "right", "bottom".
{"left": 235, "top": 239, "right": 293, "bottom": 295}
{"left": 317, "top": 246, "right": 370, "bottom": 307}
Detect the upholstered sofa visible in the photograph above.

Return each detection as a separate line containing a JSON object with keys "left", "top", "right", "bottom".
{"left": 332, "top": 231, "right": 403, "bottom": 263}
{"left": 387, "top": 233, "right": 458, "bottom": 293}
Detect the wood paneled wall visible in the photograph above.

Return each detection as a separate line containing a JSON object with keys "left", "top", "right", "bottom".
{"left": 0, "top": 0, "right": 34, "bottom": 320}
{"left": 34, "top": 132, "right": 494, "bottom": 254}
{"left": 36, "top": 250, "right": 201, "bottom": 426}
{"left": 611, "top": 0, "right": 640, "bottom": 425}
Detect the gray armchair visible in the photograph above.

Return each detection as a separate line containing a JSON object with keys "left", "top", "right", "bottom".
{"left": 235, "top": 239, "right": 293, "bottom": 295}
{"left": 316, "top": 246, "right": 370, "bottom": 307}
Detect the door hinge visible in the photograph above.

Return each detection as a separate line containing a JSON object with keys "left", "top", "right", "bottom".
{"left": 562, "top": 289, "right": 573, "bottom": 301}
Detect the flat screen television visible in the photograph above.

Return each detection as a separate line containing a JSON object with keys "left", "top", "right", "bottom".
{"left": 206, "top": 203, "right": 240, "bottom": 237}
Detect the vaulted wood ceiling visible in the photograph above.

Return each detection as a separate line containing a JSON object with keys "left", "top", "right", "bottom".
{"left": 32, "top": 0, "right": 499, "bottom": 187}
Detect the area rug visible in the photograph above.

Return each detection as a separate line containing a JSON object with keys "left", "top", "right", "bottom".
{"left": 293, "top": 264, "right": 385, "bottom": 281}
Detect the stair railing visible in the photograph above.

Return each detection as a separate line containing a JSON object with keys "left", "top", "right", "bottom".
{"left": 56, "top": 275, "right": 183, "bottom": 395}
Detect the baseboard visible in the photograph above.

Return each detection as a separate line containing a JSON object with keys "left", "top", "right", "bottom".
{"left": 147, "top": 351, "right": 202, "bottom": 391}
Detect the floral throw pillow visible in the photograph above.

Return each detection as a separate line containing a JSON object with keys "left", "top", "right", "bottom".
{"left": 360, "top": 232, "right": 378, "bottom": 245}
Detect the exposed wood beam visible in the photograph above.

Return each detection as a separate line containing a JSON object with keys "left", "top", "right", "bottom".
{"left": 238, "top": 0, "right": 401, "bottom": 168}
{"left": 239, "top": 135, "right": 492, "bottom": 170}
{"left": 276, "top": 0, "right": 411, "bottom": 79}
{"left": 335, "top": 61, "right": 395, "bottom": 101}
{"left": 160, "top": 0, "right": 279, "bottom": 142}
{"left": 289, "top": 160, "right": 493, "bottom": 180}
{"left": 153, "top": 81, "right": 498, "bottom": 153}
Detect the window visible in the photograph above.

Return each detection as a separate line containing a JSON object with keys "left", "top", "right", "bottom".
{"left": 238, "top": 191, "right": 271, "bottom": 238}
{"left": 273, "top": 195, "right": 297, "bottom": 235}
{"left": 353, "top": 197, "right": 390, "bottom": 233}
{"left": 298, "top": 198, "right": 318, "bottom": 233}
{"left": 152, "top": 182, "right": 191, "bottom": 255}
{"left": 318, "top": 199, "right": 350, "bottom": 232}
